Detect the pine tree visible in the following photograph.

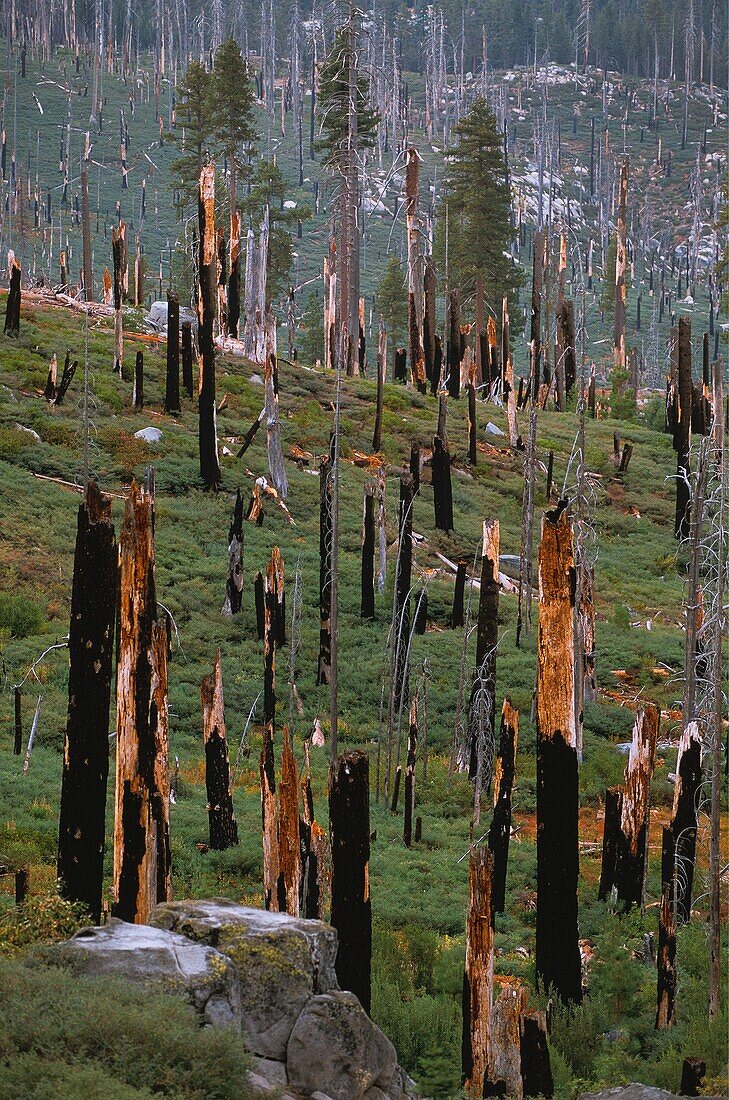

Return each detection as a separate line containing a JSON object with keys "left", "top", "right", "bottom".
{"left": 171, "top": 62, "right": 213, "bottom": 211}
{"left": 316, "top": 27, "right": 378, "bottom": 166}
{"left": 435, "top": 97, "right": 521, "bottom": 320}
{"left": 210, "top": 37, "right": 257, "bottom": 209}
{"left": 376, "top": 255, "right": 408, "bottom": 347}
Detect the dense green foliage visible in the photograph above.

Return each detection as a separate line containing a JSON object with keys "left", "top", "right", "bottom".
{"left": 376, "top": 256, "right": 408, "bottom": 348}
{"left": 315, "top": 26, "right": 379, "bottom": 167}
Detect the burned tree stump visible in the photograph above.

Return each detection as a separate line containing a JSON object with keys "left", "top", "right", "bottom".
{"left": 112, "top": 222, "right": 126, "bottom": 374}
{"left": 423, "top": 258, "right": 436, "bottom": 386}
{"left": 447, "top": 291, "right": 461, "bottom": 399}
{"left": 264, "top": 324, "right": 288, "bottom": 500}
{"left": 261, "top": 547, "right": 285, "bottom": 912}
{"left": 488, "top": 698, "right": 519, "bottom": 916}
{"left": 222, "top": 488, "right": 244, "bottom": 616}
{"left": 432, "top": 433, "right": 454, "bottom": 534}
{"left": 198, "top": 165, "right": 221, "bottom": 489}
{"left": 486, "top": 985, "right": 526, "bottom": 1099}
{"left": 164, "top": 290, "right": 181, "bottom": 414}
{"left": 668, "top": 721, "right": 703, "bottom": 924}
{"left": 614, "top": 704, "right": 660, "bottom": 908}
{"left": 403, "top": 698, "right": 418, "bottom": 848}
{"left": 598, "top": 786, "right": 624, "bottom": 903}
{"left": 54, "top": 354, "right": 78, "bottom": 406}
{"left": 680, "top": 1057, "right": 706, "bottom": 1096}
{"left": 520, "top": 1012, "right": 554, "bottom": 1098}
{"left": 462, "top": 844, "right": 494, "bottom": 1095}
{"left": 390, "top": 765, "right": 402, "bottom": 814}
{"left": 113, "top": 479, "right": 172, "bottom": 924}
{"left": 361, "top": 482, "right": 376, "bottom": 620}
{"left": 413, "top": 589, "right": 428, "bottom": 635}
{"left": 330, "top": 750, "right": 371, "bottom": 1013}
{"left": 181, "top": 320, "right": 193, "bottom": 398}
{"left": 656, "top": 826, "right": 677, "bottom": 1029}
{"left": 279, "top": 728, "right": 301, "bottom": 917}
{"left": 58, "top": 482, "right": 118, "bottom": 924}
{"left": 133, "top": 350, "right": 144, "bottom": 410}
{"left": 13, "top": 686, "right": 22, "bottom": 755}
{"left": 535, "top": 502, "right": 582, "bottom": 1004}
{"left": 4, "top": 256, "right": 21, "bottom": 336}
{"left": 201, "top": 651, "right": 238, "bottom": 851}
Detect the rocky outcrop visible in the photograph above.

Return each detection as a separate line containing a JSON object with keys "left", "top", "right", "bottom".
{"left": 47, "top": 899, "right": 415, "bottom": 1100}
{"left": 578, "top": 1087, "right": 725, "bottom": 1100}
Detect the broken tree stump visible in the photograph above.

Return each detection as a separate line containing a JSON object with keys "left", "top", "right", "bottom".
{"left": 113, "top": 479, "right": 172, "bottom": 924}
{"left": 674, "top": 317, "right": 692, "bottom": 539}
{"left": 614, "top": 704, "right": 660, "bottom": 908}
{"left": 112, "top": 221, "right": 126, "bottom": 374}
{"left": 201, "top": 650, "right": 238, "bottom": 851}
{"left": 13, "top": 686, "right": 21, "bottom": 755}
{"left": 4, "top": 255, "right": 21, "bottom": 336}
{"left": 432, "top": 433, "right": 454, "bottom": 534}
{"left": 261, "top": 547, "right": 285, "bottom": 912}
{"left": 133, "top": 350, "right": 144, "bottom": 409}
{"left": 535, "top": 501, "right": 582, "bottom": 1004}
{"left": 656, "top": 826, "right": 677, "bottom": 1029}
{"left": 317, "top": 448, "right": 334, "bottom": 684}
{"left": 668, "top": 720, "right": 703, "bottom": 923}
{"left": 488, "top": 698, "right": 519, "bottom": 916}
{"left": 393, "top": 474, "right": 414, "bottom": 720}
{"left": 468, "top": 520, "right": 500, "bottom": 786}
{"left": 164, "top": 290, "right": 181, "bottom": 413}
{"left": 485, "top": 985, "right": 526, "bottom": 1099}
{"left": 330, "top": 750, "right": 371, "bottom": 1013}
{"left": 57, "top": 482, "right": 118, "bottom": 924}
{"left": 598, "top": 786, "right": 624, "bottom": 903}
{"left": 679, "top": 1057, "right": 706, "bottom": 1097}
{"left": 278, "top": 728, "right": 301, "bottom": 917}
{"left": 462, "top": 844, "right": 494, "bottom": 1095}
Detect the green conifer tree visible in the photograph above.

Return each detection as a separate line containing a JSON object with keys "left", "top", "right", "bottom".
{"left": 315, "top": 28, "right": 378, "bottom": 166}
{"left": 299, "top": 291, "right": 325, "bottom": 365}
{"left": 171, "top": 61, "right": 213, "bottom": 211}
{"left": 376, "top": 255, "right": 408, "bottom": 347}
{"left": 210, "top": 38, "right": 257, "bottom": 209}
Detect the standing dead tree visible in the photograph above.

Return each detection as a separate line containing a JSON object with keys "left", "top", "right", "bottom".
{"left": 468, "top": 520, "right": 500, "bottom": 792}
{"left": 361, "top": 480, "right": 376, "bottom": 619}
{"left": 516, "top": 406, "right": 538, "bottom": 646}
{"left": 81, "top": 166, "right": 93, "bottom": 301}
{"left": 279, "top": 728, "right": 301, "bottom": 917}
{"left": 330, "top": 750, "right": 371, "bottom": 1012}
{"left": 317, "top": 446, "right": 334, "bottom": 684}
{"left": 403, "top": 697, "right": 418, "bottom": 848}
{"left": 201, "top": 650, "right": 238, "bottom": 850}
{"left": 488, "top": 698, "right": 519, "bottom": 916}
{"left": 432, "top": 432, "right": 454, "bottom": 534}
{"left": 406, "top": 147, "right": 426, "bottom": 393}
{"left": 462, "top": 844, "right": 494, "bottom": 1095}
{"left": 666, "top": 721, "right": 703, "bottom": 925}
{"left": 502, "top": 297, "right": 519, "bottom": 448}
{"left": 4, "top": 254, "right": 21, "bottom": 335}
{"left": 674, "top": 317, "right": 693, "bottom": 539}
{"left": 113, "top": 478, "right": 172, "bottom": 923}
{"left": 265, "top": 322, "right": 289, "bottom": 499}
{"left": 614, "top": 159, "right": 629, "bottom": 378}
{"left": 181, "top": 321, "right": 194, "bottom": 398}
{"left": 112, "top": 221, "right": 127, "bottom": 375}
{"left": 57, "top": 482, "right": 117, "bottom": 924}
{"left": 198, "top": 164, "right": 221, "bottom": 489}
{"left": 656, "top": 825, "right": 678, "bottom": 1029}
{"left": 164, "top": 290, "right": 180, "bottom": 414}
{"left": 261, "top": 546, "right": 285, "bottom": 911}
{"left": 535, "top": 502, "right": 582, "bottom": 1004}
{"left": 222, "top": 489, "right": 244, "bottom": 616}
{"left": 392, "top": 473, "right": 414, "bottom": 724}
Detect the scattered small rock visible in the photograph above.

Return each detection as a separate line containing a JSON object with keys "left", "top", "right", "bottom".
{"left": 13, "top": 423, "right": 41, "bottom": 442}
{"left": 134, "top": 426, "right": 163, "bottom": 444}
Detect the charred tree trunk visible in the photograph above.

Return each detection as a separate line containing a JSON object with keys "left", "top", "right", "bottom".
{"left": 113, "top": 479, "right": 172, "bottom": 923}
{"left": 164, "top": 291, "right": 180, "bottom": 413}
{"left": 535, "top": 502, "right": 582, "bottom": 1004}
{"left": 198, "top": 165, "right": 221, "bottom": 489}
{"left": 361, "top": 481, "right": 375, "bottom": 619}
{"left": 452, "top": 558, "right": 467, "bottom": 628}
{"left": 530, "top": 229, "right": 544, "bottom": 397}
{"left": 181, "top": 320, "right": 193, "bottom": 398}
{"left": 406, "top": 147, "right": 426, "bottom": 393}
{"left": 674, "top": 317, "right": 692, "bottom": 539}
{"left": 201, "top": 650, "right": 238, "bottom": 850}
{"left": 261, "top": 547, "right": 285, "bottom": 911}
{"left": 222, "top": 488, "right": 244, "bottom": 616}
{"left": 403, "top": 698, "right": 417, "bottom": 847}
{"left": 462, "top": 844, "right": 494, "bottom": 1095}
{"left": 447, "top": 291, "right": 461, "bottom": 399}
{"left": 112, "top": 222, "right": 126, "bottom": 374}
{"left": 656, "top": 826, "right": 677, "bottom": 1029}
{"left": 423, "top": 257, "right": 436, "bottom": 385}
{"left": 668, "top": 721, "right": 703, "bottom": 923}
{"left": 432, "top": 433, "right": 454, "bottom": 533}
{"left": 613, "top": 159, "right": 629, "bottom": 376}
{"left": 58, "top": 482, "right": 117, "bottom": 924}
{"left": 598, "top": 786, "right": 624, "bottom": 902}
{"left": 13, "top": 687, "right": 22, "bottom": 755}
{"left": 317, "top": 450, "right": 334, "bottom": 684}
{"left": 468, "top": 520, "right": 500, "bottom": 785}
{"left": 279, "top": 728, "right": 301, "bottom": 916}
{"left": 488, "top": 698, "right": 518, "bottom": 916}
{"left": 4, "top": 257, "right": 21, "bottom": 335}
{"left": 467, "top": 364, "right": 478, "bottom": 465}
{"left": 393, "top": 474, "right": 414, "bottom": 718}
{"left": 487, "top": 986, "right": 525, "bottom": 1100}
{"left": 228, "top": 210, "right": 241, "bottom": 337}
{"left": 133, "top": 350, "right": 144, "bottom": 409}
{"left": 520, "top": 1012, "right": 554, "bottom": 1098}
{"left": 329, "top": 750, "right": 371, "bottom": 1012}
{"left": 373, "top": 326, "right": 386, "bottom": 452}
{"left": 264, "top": 324, "right": 288, "bottom": 499}
{"left": 614, "top": 704, "right": 660, "bottom": 908}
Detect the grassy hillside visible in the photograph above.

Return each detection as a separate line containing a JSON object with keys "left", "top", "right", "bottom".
{"left": 0, "top": 292, "right": 725, "bottom": 1097}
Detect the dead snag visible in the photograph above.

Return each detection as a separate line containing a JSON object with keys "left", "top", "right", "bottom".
{"left": 669, "top": 720, "right": 703, "bottom": 923}
{"left": 254, "top": 571, "right": 265, "bottom": 640}
{"left": 54, "top": 354, "right": 78, "bottom": 406}
{"left": 680, "top": 1057, "right": 706, "bottom": 1097}
{"left": 265, "top": 323, "right": 289, "bottom": 499}
{"left": 467, "top": 362, "right": 478, "bottom": 465}
{"left": 674, "top": 317, "right": 692, "bottom": 538}
{"left": 415, "top": 816, "right": 422, "bottom": 843}
{"left": 133, "top": 350, "right": 144, "bottom": 409}
{"left": 390, "top": 765, "right": 402, "bottom": 813}
{"left": 530, "top": 229, "right": 544, "bottom": 397}
{"left": 13, "top": 687, "right": 22, "bottom": 755}
{"left": 58, "top": 482, "right": 117, "bottom": 924}
{"left": 535, "top": 502, "right": 582, "bottom": 1004}
{"left": 432, "top": 334, "right": 443, "bottom": 396}
{"left": 198, "top": 164, "right": 221, "bottom": 489}
{"left": 452, "top": 558, "right": 468, "bottom": 628}
{"left": 447, "top": 291, "right": 461, "bottom": 399}
{"left": 403, "top": 698, "right": 417, "bottom": 847}
{"left": 615, "top": 704, "right": 660, "bottom": 908}
{"left": 361, "top": 482, "right": 375, "bottom": 619}
{"left": 329, "top": 750, "right": 371, "bottom": 1013}
{"left": 520, "top": 1011, "right": 554, "bottom": 1098}
{"left": 502, "top": 296, "right": 519, "bottom": 448}
{"left": 112, "top": 221, "right": 127, "bottom": 374}
{"left": 373, "top": 326, "right": 386, "bottom": 452}
{"left": 656, "top": 826, "right": 677, "bottom": 1029}
{"left": 462, "top": 844, "right": 494, "bottom": 1095}
{"left": 468, "top": 520, "right": 500, "bottom": 785}
{"left": 598, "top": 786, "right": 624, "bottom": 902}
{"left": 558, "top": 299, "right": 576, "bottom": 397}
{"left": 279, "top": 728, "right": 301, "bottom": 916}
{"left": 614, "top": 159, "right": 629, "bottom": 377}
{"left": 488, "top": 699, "right": 519, "bottom": 916}
{"left": 393, "top": 474, "right": 414, "bottom": 718}
{"left": 261, "top": 547, "right": 285, "bottom": 911}
{"left": 393, "top": 347, "right": 407, "bottom": 383}
{"left": 201, "top": 651, "right": 238, "bottom": 850}
{"left": 113, "top": 480, "right": 171, "bottom": 923}
{"left": 4, "top": 255, "right": 21, "bottom": 335}
{"left": 413, "top": 590, "right": 428, "bottom": 635}
{"left": 410, "top": 441, "right": 421, "bottom": 494}
{"left": 228, "top": 209, "right": 241, "bottom": 338}
{"left": 432, "top": 434, "right": 454, "bottom": 533}
{"left": 181, "top": 321, "right": 193, "bottom": 398}
{"left": 44, "top": 353, "right": 57, "bottom": 401}
{"left": 423, "top": 257, "right": 436, "bottom": 385}
{"left": 81, "top": 167, "right": 93, "bottom": 300}
{"left": 222, "top": 488, "right": 244, "bottom": 616}
{"left": 317, "top": 449, "right": 334, "bottom": 684}
{"left": 164, "top": 290, "right": 180, "bottom": 413}
{"left": 406, "top": 147, "right": 426, "bottom": 393}
{"left": 486, "top": 985, "right": 526, "bottom": 1099}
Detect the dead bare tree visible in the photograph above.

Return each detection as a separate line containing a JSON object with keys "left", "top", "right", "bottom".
{"left": 462, "top": 844, "right": 494, "bottom": 1095}
{"left": 198, "top": 165, "right": 221, "bottom": 488}
{"left": 201, "top": 650, "right": 238, "bottom": 850}
{"left": 329, "top": 750, "right": 371, "bottom": 1011}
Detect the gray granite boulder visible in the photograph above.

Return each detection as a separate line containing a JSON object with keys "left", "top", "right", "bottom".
{"left": 578, "top": 1088, "right": 725, "bottom": 1100}
{"left": 46, "top": 918, "right": 239, "bottom": 1029}
{"left": 150, "top": 898, "right": 338, "bottom": 1060}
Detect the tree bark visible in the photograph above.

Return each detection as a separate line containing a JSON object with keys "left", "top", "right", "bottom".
{"left": 432, "top": 433, "right": 454, "bottom": 533}
{"left": 674, "top": 316, "right": 692, "bottom": 539}
{"left": 81, "top": 166, "right": 93, "bottom": 300}
{"left": 4, "top": 256, "right": 21, "bottom": 335}
{"left": 361, "top": 481, "right": 375, "bottom": 619}
{"left": 113, "top": 479, "right": 172, "bottom": 923}
{"left": 329, "top": 750, "right": 371, "bottom": 1012}
{"left": 373, "top": 326, "right": 386, "bottom": 451}
{"left": 392, "top": 474, "right": 414, "bottom": 720}
{"left": 201, "top": 650, "right": 238, "bottom": 850}
{"left": 181, "top": 321, "right": 193, "bottom": 398}
{"left": 406, "top": 147, "right": 426, "bottom": 393}
{"left": 403, "top": 698, "right": 417, "bottom": 847}
{"left": 423, "top": 257, "right": 436, "bottom": 385}
{"left": 462, "top": 844, "right": 494, "bottom": 1095}
{"left": 615, "top": 704, "right": 660, "bottom": 908}
{"left": 535, "top": 501, "right": 582, "bottom": 1004}
{"left": 112, "top": 222, "right": 126, "bottom": 374}
{"left": 164, "top": 290, "right": 180, "bottom": 413}
{"left": 452, "top": 558, "right": 467, "bottom": 628}
{"left": 656, "top": 826, "right": 677, "bottom": 1029}
{"left": 198, "top": 164, "right": 221, "bottom": 488}
{"left": 487, "top": 985, "right": 525, "bottom": 1099}
{"left": 468, "top": 520, "right": 499, "bottom": 785}
{"left": 279, "top": 728, "right": 301, "bottom": 916}
{"left": 265, "top": 321, "right": 288, "bottom": 499}
{"left": 614, "top": 159, "right": 629, "bottom": 375}
{"left": 668, "top": 720, "right": 703, "bottom": 924}
{"left": 222, "top": 488, "right": 244, "bottom": 616}
{"left": 58, "top": 482, "right": 117, "bottom": 924}
{"left": 228, "top": 209, "right": 241, "bottom": 337}
{"left": 447, "top": 291, "right": 461, "bottom": 399}
{"left": 133, "top": 350, "right": 144, "bottom": 409}
{"left": 488, "top": 698, "right": 518, "bottom": 915}
{"left": 317, "top": 450, "right": 334, "bottom": 684}
{"left": 530, "top": 229, "right": 543, "bottom": 397}
{"left": 261, "top": 547, "right": 285, "bottom": 911}
{"left": 598, "top": 785, "right": 624, "bottom": 902}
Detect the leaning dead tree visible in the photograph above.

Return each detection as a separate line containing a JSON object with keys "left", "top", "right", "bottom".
{"left": 201, "top": 650, "right": 238, "bottom": 851}
{"left": 535, "top": 502, "right": 582, "bottom": 1004}
{"left": 330, "top": 750, "right": 371, "bottom": 1012}
{"left": 57, "top": 482, "right": 118, "bottom": 924}
{"left": 598, "top": 704, "right": 659, "bottom": 909}
{"left": 462, "top": 844, "right": 494, "bottom": 1095}
{"left": 198, "top": 164, "right": 221, "bottom": 489}
{"left": 488, "top": 698, "right": 519, "bottom": 916}
{"left": 113, "top": 478, "right": 172, "bottom": 924}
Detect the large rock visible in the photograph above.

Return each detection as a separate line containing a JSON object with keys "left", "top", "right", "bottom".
{"left": 150, "top": 898, "right": 338, "bottom": 1060}
{"left": 45, "top": 919, "right": 239, "bottom": 1029}
{"left": 287, "top": 990, "right": 398, "bottom": 1100}
{"left": 578, "top": 1088, "right": 725, "bottom": 1100}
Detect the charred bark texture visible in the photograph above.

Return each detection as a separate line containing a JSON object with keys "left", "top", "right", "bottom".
{"left": 656, "top": 826, "right": 677, "bottom": 1029}
{"left": 4, "top": 257, "right": 21, "bottom": 335}
{"left": 133, "top": 350, "right": 144, "bottom": 409}
{"left": 488, "top": 699, "right": 519, "bottom": 916}
{"left": 279, "top": 728, "right": 301, "bottom": 916}
{"left": 361, "top": 482, "right": 375, "bottom": 619}
{"left": 468, "top": 521, "right": 499, "bottom": 783}
{"left": 403, "top": 698, "right": 417, "bottom": 848}
{"left": 452, "top": 558, "right": 467, "bottom": 628}
{"left": 58, "top": 482, "right": 117, "bottom": 924}
{"left": 462, "top": 844, "right": 494, "bottom": 1095}
{"left": 393, "top": 474, "right": 414, "bottom": 717}
{"left": 317, "top": 450, "right": 334, "bottom": 684}
{"left": 164, "top": 290, "right": 180, "bottom": 413}
{"left": 329, "top": 750, "right": 371, "bottom": 1013}
{"left": 222, "top": 488, "right": 244, "bottom": 616}
{"left": 674, "top": 317, "right": 692, "bottom": 539}
{"left": 201, "top": 650, "right": 238, "bottom": 850}
{"left": 432, "top": 434, "right": 454, "bottom": 533}
{"left": 261, "top": 547, "right": 285, "bottom": 911}
{"left": 198, "top": 165, "right": 221, "bottom": 489}
{"left": 181, "top": 320, "right": 194, "bottom": 398}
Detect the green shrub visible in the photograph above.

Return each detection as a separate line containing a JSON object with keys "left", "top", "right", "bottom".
{"left": 0, "top": 592, "right": 45, "bottom": 637}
